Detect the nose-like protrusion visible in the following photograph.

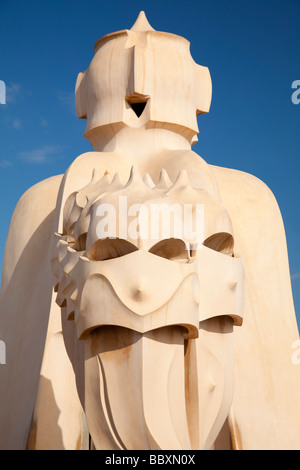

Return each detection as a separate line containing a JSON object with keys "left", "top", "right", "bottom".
{"left": 132, "top": 278, "right": 149, "bottom": 301}
{"left": 126, "top": 41, "right": 151, "bottom": 120}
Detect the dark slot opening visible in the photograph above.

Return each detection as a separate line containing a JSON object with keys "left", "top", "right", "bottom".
{"left": 129, "top": 101, "right": 147, "bottom": 118}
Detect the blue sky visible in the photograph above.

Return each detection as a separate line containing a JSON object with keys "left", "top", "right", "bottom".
{"left": 0, "top": 0, "right": 299, "bottom": 325}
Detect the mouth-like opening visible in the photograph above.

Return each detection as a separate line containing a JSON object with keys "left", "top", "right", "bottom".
{"left": 129, "top": 101, "right": 147, "bottom": 117}
{"left": 126, "top": 93, "right": 149, "bottom": 118}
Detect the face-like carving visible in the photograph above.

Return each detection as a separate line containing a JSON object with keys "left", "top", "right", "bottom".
{"left": 75, "top": 13, "right": 212, "bottom": 145}
{"left": 52, "top": 167, "right": 244, "bottom": 450}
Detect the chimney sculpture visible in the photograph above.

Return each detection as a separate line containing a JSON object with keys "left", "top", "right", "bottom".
{"left": 0, "top": 12, "right": 299, "bottom": 450}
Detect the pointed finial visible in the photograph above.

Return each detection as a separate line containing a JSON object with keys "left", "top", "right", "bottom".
{"left": 143, "top": 173, "right": 155, "bottom": 188}
{"left": 124, "top": 165, "right": 144, "bottom": 188}
{"left": 76, "top": 192, "right": 88, "bottom": 209}
{"left": 130, "top": 11, "right": 155, "bottom": 32}
{"left": 109, "top": 172, "right": 124, "bottom": 191}
{"left": 156, "top": 169, "right": 172, "bottom": 189}
{"left": 166, "top": 170, "right": 191, "bottom": 195}
{"left": 91, "top": 167, "right": 100, "bottom": 183}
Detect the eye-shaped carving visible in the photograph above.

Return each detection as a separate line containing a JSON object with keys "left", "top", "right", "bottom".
{"left": 87, "top": 238, "right": 138, "bottom": 261}
{"left": 73, "top": 233, "right": 233, "bottom": 260}
{"left": 74, "top": 233, "right": 87, "bottom": 251}
{"left": 85, "top": 237, "right": 190, "bottom": 262}
{"left": 149, "top": 238, "right": 189, "bottom": 262}
{"left": 203, "top": 232, "right": 234, "bottom": 256}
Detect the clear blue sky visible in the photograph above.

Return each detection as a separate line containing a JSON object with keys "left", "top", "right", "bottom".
{"left": 0, "top": 0, "right": 299, "bottom": 325}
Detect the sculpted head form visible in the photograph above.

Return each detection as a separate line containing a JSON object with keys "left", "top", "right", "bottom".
{"left": 52, "top": 164, "right": 244, "bottom": 449}
{"left": 47, "top": 12, "right": 246, "bottom": 451}
{"left": 75, "top": 11, "right": 212, "bottom": 147}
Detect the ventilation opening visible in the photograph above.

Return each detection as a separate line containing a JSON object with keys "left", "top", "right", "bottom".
{"left": 126, "top": 93, "right": 149, "bottom": 118}
{"left": 87, "top": 238, "right": 138, "bottom": 261}
{"left": 203, "top": 232, "right": 234, "bottom": 256}
{"left": 130, "top": 102, "right": 147, "bottom": 117}
{"left": 149, "top": 238, "right": 190, "bottom": 263}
